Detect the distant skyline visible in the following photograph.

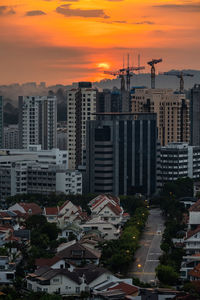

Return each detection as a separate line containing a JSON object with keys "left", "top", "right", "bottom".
{"left": 0, "top": 0, "right": 200, "bottom": 85}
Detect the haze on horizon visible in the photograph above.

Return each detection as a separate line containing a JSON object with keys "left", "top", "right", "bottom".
{"left": 0, "top": 0, "right": 200, "bottom": 85}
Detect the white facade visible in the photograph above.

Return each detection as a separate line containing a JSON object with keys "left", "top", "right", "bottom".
{"left": 8, "top": 145, "right": 68, "bottom": 168}
{"left": 0, "top": 256, "right": 16, "bottom": 284}
{"left": 159, "top": 143, "right": 200, "bottom": 186}
{"left": 0, "top": 154, "right": 82, "bottom": 199}
{"left": 81, "top": 216, "right": 120, "bottom": 240}
{"left": 184, "top": 231, "right": 200, "bottom": 254}
{"left": 67, "top": 84, "right": 97, "bottom": 169}
{"left": 56, "top": 170, "right": 82, "bottom": 195}
{"left": 19, "top": 96, "right": 57, "bottom": 150}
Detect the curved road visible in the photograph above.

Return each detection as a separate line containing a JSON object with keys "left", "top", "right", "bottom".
{"left": 128, "top": 208, "right": 165, "bottom": 283}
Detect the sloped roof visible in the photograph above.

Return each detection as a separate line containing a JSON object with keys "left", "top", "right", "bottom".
{"left": 59, "top": 200, "right": 70, "bottom": 211}
{"left": 57, "top": 242, "right": 99, "bottom": 260}
{"left": 74, "top": 265, "right": 108, "bottom": 284}
{"left": 189, "top": 199, "right": 200, "bottom": 212}
{"left": 109, "top": 282, "right": 138, "bottom": 295}
{"left": 100, "top": 202, "right": 122, "bottom": 216}
{"left": 189, "top": 263, "right": 200, "bottom": 278}
{"left": 19, "top": 203, "right": 42, "bottom": 215}
{"left": 45, "top": 207, "right": 59, "bottom": 216}
{"left": 35, "top": 256, "right": 62, "bottom": 268}
{"left": 29, "top": 264, "right": 109, "bottom": 285}
{"left": 185, "top": 226, "right": 200, "bottom": 240}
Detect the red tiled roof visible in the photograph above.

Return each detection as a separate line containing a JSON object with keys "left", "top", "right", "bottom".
{"left": 109, "top": 282, "right": 138, "bottom": 295}
{"left": 99, "top": 202, "right": 122, "bottom": 216}
{"left": 45, "top": 207, "right": 59, "bottom": 216}
{"left": 59, "top": 201, "right": 69, "bottom": 211}
{"left": 185, "top": 225, "right": 200, "bottom": 240}
{"left": 123, "top": 213, "right": 130, "bottom": 217}
{"left": 19, "top": 203, "right": 42, "bottom": 215}
{"left": 189, "top": 199, "right": 200, "bottom": 212}
{"left": 189, "top": 263, "right": 200, "bottom": 278}
{"left": 35, "top": 256, "right": 62, "bottom": 268}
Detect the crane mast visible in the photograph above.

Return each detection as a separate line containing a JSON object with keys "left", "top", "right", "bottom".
{"left": 160, "top": 71, "right": 193, "bottom": 93}
{"left": 104, "top": 54, "right": 145, "bottom": 92}
{"left": 147, "top": 59, "right": 162, "bottom": 89}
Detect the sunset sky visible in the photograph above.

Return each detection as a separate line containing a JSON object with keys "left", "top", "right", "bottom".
{"left": 0, "top": 0, "right": 200, "bottom": 85}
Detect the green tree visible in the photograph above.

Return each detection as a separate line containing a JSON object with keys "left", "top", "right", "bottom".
{"left": 156, "top": 264, "right": 179, "bottom": 285}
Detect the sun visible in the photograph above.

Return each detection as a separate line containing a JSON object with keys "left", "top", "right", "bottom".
{"left": 97, "top": 62, "right": 110, "bottom": 69}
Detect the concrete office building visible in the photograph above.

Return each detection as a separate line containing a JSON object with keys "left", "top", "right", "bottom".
{"left": 131, "top": 88, "right": 190, "bottom": 146}
{"left": 0, "top": 155, "right": 82, "bottom": 200}
{"left": 190, "top": 84, "right": 200, "bottom": 146}
{"left": 18, "top": 96, "right": 57, "bottom": 150}
{"left": 0, "top": 96, "right": 3, "bottom": 149}
{"left": 67, "top": 82, "right": 97, "bottom": 169}
{"left": 158, "top": 142, "right": 200, "bottom": 187}
{"left": 4, "top": 125, "right": 19, "bottom": 149}
{"left": 7, "top": 145, "right": 68, "bottom": 169}
{"left": 86, "top": 113, "right": 158, "bottom": 196}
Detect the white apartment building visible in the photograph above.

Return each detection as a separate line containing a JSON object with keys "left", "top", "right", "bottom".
{"left": 4, "top": 125, "right": 19, "bottom": 149}
{"left": 18, "top": 96, "right": 57, "bottom": 150}
{"left": 67, "top": 82, "right": 97, "bottom": 169}
{"left": 131, "top": 88, "right": 190, "bottom": 146}
{"left": 0, "top": 151, "right": 81, "bottom": 199}
{"left": 158, "top": 143, "right": 200, "bottom": 187}
{"left": 7, "top": 145, "right": 68, "bottom": 168}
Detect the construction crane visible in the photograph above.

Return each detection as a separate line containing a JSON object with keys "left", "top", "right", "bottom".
{"left": 104, "top": 54, "right": 145, "bottom": 92}
{"left": 147, "top": 58, "right": 162, "bottom": 89}
{"left": 160, "top": 71, "right": 193, "bottom": 93}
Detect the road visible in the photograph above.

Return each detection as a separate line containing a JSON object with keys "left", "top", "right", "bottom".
{"left": 128, "top": 208, "right": 165, "bottom": 283}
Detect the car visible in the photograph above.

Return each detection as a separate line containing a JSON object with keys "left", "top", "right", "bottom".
{"left": 157, "top": 230, "right": 161, "bottom": 234}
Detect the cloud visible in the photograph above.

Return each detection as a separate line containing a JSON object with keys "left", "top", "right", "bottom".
{"left": 56, "top": 4, "right": 109, "bottom": 18}
{"left": 0, "top": 6, "right": 16, "bottom": 16}
{"left": 106, "top": 0, "right": 124, "bottom": 1}
{"left": 25, "top": 10, "right": 46, "bottom": 16}
{"left": 153, "top": 3, "right": 200, "bottom": 12}
{"left": 132, "top": 21, "right": 155, "bottom": 25}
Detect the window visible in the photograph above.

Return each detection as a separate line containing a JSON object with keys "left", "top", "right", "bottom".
{"left": 53, "top": 278, "right": 59, "bottom": 283}
{"left": 76, "top": 287, "right": 80, "bottom": 293}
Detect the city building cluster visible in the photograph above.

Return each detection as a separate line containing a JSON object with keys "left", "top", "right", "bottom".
{"left": 0, "top": 69, "right": 200, "bottom": 298}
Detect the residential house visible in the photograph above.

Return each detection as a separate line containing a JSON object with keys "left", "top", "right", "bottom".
{"left": 0, "top": 256, "right": 16, "bottom": 284}
{"left": 35, "top": 256, "right": 75, "bottom": 272}
{"left": 9, "top": 202, "right": 42, "bottom": 216}
{"left": 26, "top": 264, "right": 129, "bottom": 295}
{"left": 184, "top": 226, "right": 200, "bottom": 255}
{"left": 80, "top": 216, "right": 121, "bottom": 240}
{"left": 180, "top": 254, "right": 200, "bottom": 280}
{"left": 188, "top": 263, "right": 200, "bottom": 281}
{"left": 43, "top": 207, "right": 59, "bottom": 224}
{"left": 89, "top": 195, "right": 124, "bottom": 226}
{"left": 56, "top": 241, "right": 100, "bottom": 266}
{"left": 188, "top": 199, "right": 200, "bottom": 230}
{"left": 43, "top": 201, "right": 88, "bottom": 229}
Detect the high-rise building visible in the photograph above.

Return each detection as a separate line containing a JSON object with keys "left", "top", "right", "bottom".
{"left": 131, "top": 88, "right": 190, "bottom": 146}
{"left": 86, "top": 112, "right": 158, "bottom": 196}
{"left": 67, "top": 82, "right": 97, "bottom": 169}
{"left": 18, "top": 96, "right": 57, "bottom": 150}
{"left": 97, "top": 88, "right": 130, "bottom": 113}
{"left": 0, "top": 96, "right": 3, "bottom": 149}
{"left": 158, "top": 142, "right": 200, "bottom": 187}
{"left": 4, "top": 125, "right": 19, "bottom": 149}
{"left": 190, "top": 84, "right": 200, "bottom": 146}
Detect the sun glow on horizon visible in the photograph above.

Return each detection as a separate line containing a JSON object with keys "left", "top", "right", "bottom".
{"left": 97, "top": 62, "right": 110, "bottom": 70}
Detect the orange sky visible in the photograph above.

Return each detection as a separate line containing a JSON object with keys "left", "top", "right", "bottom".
{"left": 0, "top": 0, "right": 200, "bottom": 84}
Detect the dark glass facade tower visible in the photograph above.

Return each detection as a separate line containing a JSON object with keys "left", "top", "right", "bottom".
{"left": 86, "top": 113, "right": 158, "bottom": 196}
